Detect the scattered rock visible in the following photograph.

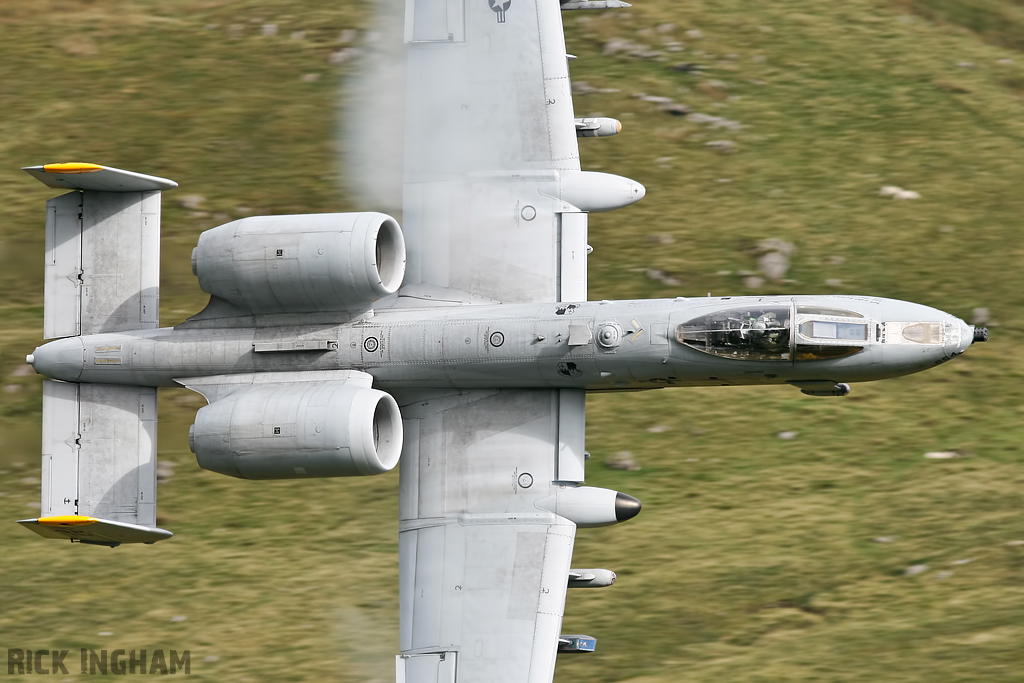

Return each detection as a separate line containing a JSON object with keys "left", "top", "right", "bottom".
{"left": 657, "top": 23, "right": 675, "bottom": 33}
{"left": 689, "top": 113, "right": 743, "bottom": 130}
{"left": 951, "top": 558, "right": 974, "bottom": 565}
{"left": 924, "top": 450, "right": 967, "bottom": 459}
{"left": 213, "top": 212, "right": 230, "bottom": 223}
{"left": 1006, "top": 540, "right": 1024, "bottom": 547}
{"left": 603, "top": 38, "right": 637, "bottom": 56}
{"left": 671, "top": 62, "right": 705, "bottom": 73}
{"left": 11, "top": 363, "right": 35, "bottom": 377}
{"left": 203, "top": 24, "right": 220, "bottom": 31}
{"left": 716, "top": 270, "right": 732, "bottom": 276}
{"left": 970, "top": 308, "right": 989, "bottom": 325}
{"left": 934, "top": 571, "right": 953, "bottom": 580}
{"left": 606, "top": 451, "right": 642, "bottom": 471}
{"left": 98, "top": 631, "right": 113, "bottom": 637}
{"left": 826, "top": 255, "right": 845, "bottom": 266}
{"left": 339, "top": 29, "right": 358, "bottom": 43}
{"left": 235, "top": 206, "right": 253, "bottom": 215}
{"left": 743, "top": 275, "right": 764, "bottom": 289}
{"left": 291, "top": 30, "right": 306, "bottom": 40}
{"left": 685, "top": 29, "right": 704, "bottom": 39}
{"left": 871, "top": 536, "right": 895, "bottom": 543}
{"left": 157, "top": 461, "right": 176, "bottom": 482}
{"left": 261, "top": 24, "right": 278, "bottom": 37}
{"left": 879, "top": 185, "right": 920, "bottom": 200}
{"left": 685, "top": 458, "right": 700, "bottom": 462}
{"left": 169, "top": 615, "right": 187, "bottom": 622}
{"left": 190, "top": 211, "right": 210, "bottom": 219}
{"left": 203, "top": 656, "right": 220, "bottom": 663}
{"left": 647, "top": 425, "right": 669, "bottom": 433}
{"left": 660, "top": 102, "right": 692, "bottom": 116}
{"left": 755, "top": 238, "right": 795, "bottom": 282}
{"left": 956, "top": 62, "right": 976, "bottom": 69}
{"left": 26, "top": 502, "right": 40, "bottom": 509}
{"left": 572, "top": 81, "right": 598, "bottom": 95}
{"left": 776, "top": 431, "right": 798, "bottom": 440}
{"left": 634, "top": 93, "right": 674, "bottom": 104}
{"left": 58, "top": 35, "right": 100, "bottom": 57}
{"left": 904, "top": 564, "right": 928, "bottom": 576}
{"left": 647, "top": 234, "right": 676, "bottom": 245}
{"left": 329, "top": 48, "right": 361, "bottom": 66}
{"left": 177, "top": 194, "right": 205, "bottom": 210}
{"left": 4, "top": 384, "right": 22, "bottom": 393}
{"left": 301, "top": 73, "right": 321, "bottom": 82}
{"left": 997, "top": 58, "right": 1014, "bottom": 65}
{"left": 825, "top": 278, "right": 843, "bottom": 287}
{"left": 227, "top": 24, "right": 244, "bottom": 37}
{"left": 939, "top": 225, "right": 955, "bottom": 233}
{"left": 691, "top": 428, "right": 707, "bottom": 436}
{"left": 705, "top": 139, "right": 737, "bottom": 153}
{"left": 21, "top": 476, "right": 40, "bottom": 485}
{"left": 646, "top": 268, "right": 682, "bottom": 286}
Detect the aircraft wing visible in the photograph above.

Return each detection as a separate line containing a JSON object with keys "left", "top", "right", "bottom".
{"left": 395, "top": 387, "right": 588, "bottom": 683}
{"left": 402, "top": 0, "right": 590, "bottom": 304}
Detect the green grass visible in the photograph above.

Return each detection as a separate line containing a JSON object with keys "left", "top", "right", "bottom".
{"left": 1, "top": 1, "right": 1023, "bottom": 681}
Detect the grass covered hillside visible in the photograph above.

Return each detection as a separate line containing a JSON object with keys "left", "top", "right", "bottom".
{"left": 0, "top": 1, "right": 1022, "bottom": 681}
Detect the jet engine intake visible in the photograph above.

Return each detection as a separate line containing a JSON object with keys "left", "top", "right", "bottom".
{"left": 191, "top": 212, "right": 405, "bottom": 314}
{"left": 189, "top": 380, "right": 402, "bottom": 479}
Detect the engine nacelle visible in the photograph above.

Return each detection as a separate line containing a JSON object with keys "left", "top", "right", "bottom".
{"left": 189, "top": 380, "right": 403, "bottom": 479}
{"left": 191, "top": 212, "right": 405, "bottom": 314}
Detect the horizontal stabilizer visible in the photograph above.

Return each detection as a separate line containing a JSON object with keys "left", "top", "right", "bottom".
{"left": 26, "top": 162, "right": 175, "bottom": 338}
{"left": 23, "top": 163, "right": 177, "bottom": 192}
{"left": 19, "top": 381, "right": 167, "bottom": 547}
{"left": 17, "top": 515, "right": 172, "bottom": 547}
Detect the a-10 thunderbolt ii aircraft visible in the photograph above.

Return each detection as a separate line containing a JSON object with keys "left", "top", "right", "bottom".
{"left": 17, "top": 1, "right": 986, "bottom": 682}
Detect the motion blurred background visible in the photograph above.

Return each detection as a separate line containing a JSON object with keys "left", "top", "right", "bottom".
{"left": 0, "top": 1, "right": 1020, "bottom": 680}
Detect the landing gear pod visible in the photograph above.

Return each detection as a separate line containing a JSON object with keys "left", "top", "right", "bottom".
{"left": 536, "top": 485, "right": 641, "bottom": 527}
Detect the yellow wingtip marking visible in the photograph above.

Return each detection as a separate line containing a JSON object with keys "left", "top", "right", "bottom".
{"left": 42, "top": 162, "right": 104, "bottom": 174}
{"left": 37, "top": 515, "right": 99, "bottom": 527}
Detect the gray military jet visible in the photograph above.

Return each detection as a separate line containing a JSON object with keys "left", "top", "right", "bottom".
{"left": 17, "top": 1, "right": 985, "bottom": 682}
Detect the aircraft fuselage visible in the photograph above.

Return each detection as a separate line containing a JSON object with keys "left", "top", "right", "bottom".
{"left": 29, "top": 294, "right": 977, "bottom": 393}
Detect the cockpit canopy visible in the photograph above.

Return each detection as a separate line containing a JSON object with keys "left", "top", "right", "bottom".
{"left": 675, "top": 304, "right": 869, "bottom": 361}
